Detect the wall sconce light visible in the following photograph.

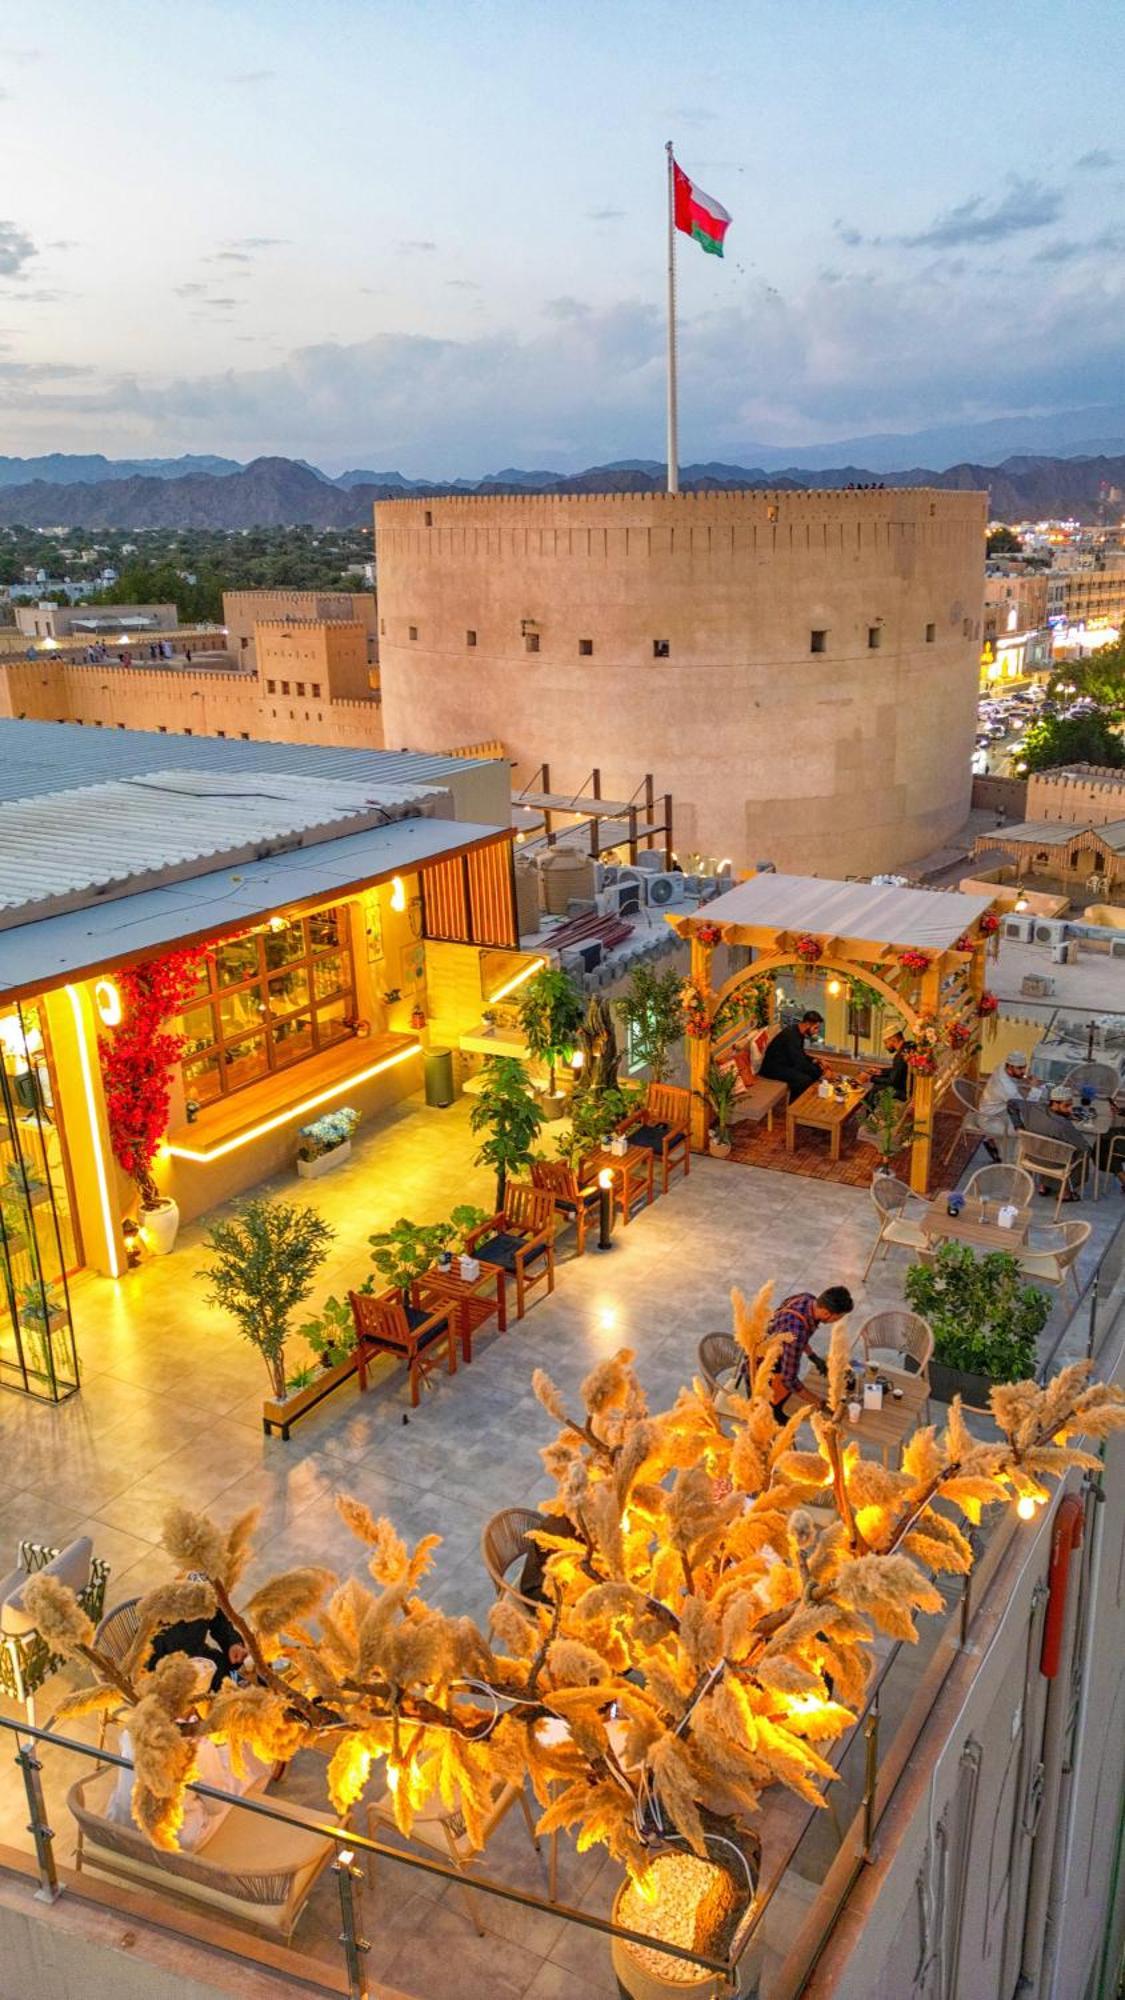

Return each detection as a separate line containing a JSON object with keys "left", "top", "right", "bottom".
{"left": 571, "top": 1050, "right": 585, "bottom": 1071}
{"left": 1014, "top": 894, "right": 1029, "bottom": 913}
{"left": 268, "top": 915, "right": 288, "bottom": 933}
{"left": 94, "top": 978, "right": 123, "bottom": 1028}
{"left": 390, "top": 876, "right": 407, "bottom": 912}
{"left": 826, "top": 977, "right": 842, "bottom": 998}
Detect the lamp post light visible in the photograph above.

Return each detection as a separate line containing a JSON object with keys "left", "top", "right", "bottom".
{"left": 597, "top": 1168, "right": 615, "bottom": 1251}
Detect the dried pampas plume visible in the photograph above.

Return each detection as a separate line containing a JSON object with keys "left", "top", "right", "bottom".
{"left": 161, "top": 1505, "right": 227, "bottom": 1581}
{"left": 21, "top": 1575, "right": 93, "bottom": 1657}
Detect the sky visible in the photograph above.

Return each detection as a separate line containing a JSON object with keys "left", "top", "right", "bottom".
{"left": 0, "top": 0, "right": 1122, "bottom": 475}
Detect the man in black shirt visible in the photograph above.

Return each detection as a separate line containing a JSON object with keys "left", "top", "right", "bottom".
{"left": 864, "top": 1028, "right": 913, "bottom": 1107}
{"left": 759, "top": 1010, "right": 826, "bottom": 1102}
{"left": 149, "top": 1596, "right": 246, "bottom": 1691}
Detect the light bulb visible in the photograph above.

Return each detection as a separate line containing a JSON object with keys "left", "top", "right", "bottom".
{"left": 390, "top": 876, "right": 407, "bottom": 912}
{"left": 1017, "top": 1495, "right": 1036, "bottom": 1521}
{"left": 826, "top": 978, "right": 841, "bottom": 998}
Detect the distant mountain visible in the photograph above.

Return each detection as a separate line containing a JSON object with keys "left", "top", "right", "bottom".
{"left": 0, "top": 450, "right": 1121, "bottom": 528}
{"left": 0, "top": 452, "right": 243, "bottom": 488}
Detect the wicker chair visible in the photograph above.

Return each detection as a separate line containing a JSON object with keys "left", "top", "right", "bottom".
{"left": 952, "top": 1076, "right": 1005, "bottom": 1155}
{"left": 531, "top": 1158, "right": 600, "bottom": 1255}
{"left": 862, "top": 1174, "right": 929, "bottom": 1280}
{"left": 697, "top": 1333, "right": 742, "bottom": 1398}
{"left": 0, "top": 1539, "right": 109, "bottom": 1724}
{"left": 1019, "top": 1220, "right": 1092, "bottom": 1298}
{"left": 857, "top": 1309, "right": 934, "bottom": 1377}
{"left": 367, "top": 1772, "right": 540, "bottom": 1936}
{"left": 348, "top": 1288, "right": 456, "bottom": 1407}
{"left": 963, "top": 1163, "right": 1035, "bottom": 1209}
{"left": 480, "top": 1506, "right": 554, "bottom": 1613}
{"left": 1064, "top": 1062, "right": 1120, "bottom": 1099}
{"left": 1013, "top": 1132, "right": 1085, "bottom": 1219}
{"left": 618, "top": 1082, "right": 692, "bottom": 1194}
{"left": 93, "top": 1597, "right": 141, "bottom": 1747}
{"left": 466, "top": 1183, "right": 556, "bottom": 1319}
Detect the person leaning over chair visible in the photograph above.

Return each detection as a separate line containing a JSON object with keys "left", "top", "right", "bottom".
{"left": 753, "top": 1285, "right": 854, "bottom": 1424}
{"left": 759, "top": 1010, "right": 827, "bottom": 1102}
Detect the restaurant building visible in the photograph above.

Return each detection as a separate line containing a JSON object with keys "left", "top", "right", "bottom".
{"left": 0, "top": 722, "right": 528, "bottom": 1401}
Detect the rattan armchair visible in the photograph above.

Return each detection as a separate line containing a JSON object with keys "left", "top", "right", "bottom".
{"left": 481, "top": 1506, "right": 554, "bottom": 1613}
{"left": 857, "top": 1309, "right": 934, "bottom": 1377}
{"left": 1019, "top": 1220, "right": 1092, "bottom": 1298}
{"left": 466, "top": 1183, "right": 556, "bottom": 1318}
{"left": 1013, "top": 1132, "right": 1085, "bottom": 1219}
{"left": 963, "top": 1163, "right": 1036, "bottom": 1209}
{"left": 697, "top": 1332, "right": 742, "bottom": 1398}
{"left": 92, "top": 1596, "right": 141, "bottom": 1747}
{"left": 1064, "top": 1062, "right": 1120, "bottom": 1099}
{"left": 862, "top": 1173, "right": 929, "bottom": 1280}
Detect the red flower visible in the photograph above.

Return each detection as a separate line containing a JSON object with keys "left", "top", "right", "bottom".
{"left": 899, "top": 948, "right": 931, "bottom": 974}
{"left": 953, "top": 933, "right": 973, "bottom": 954}
{"left": 793, "top": 933, "right": 823, "bottom": 964}
{"left": 946, "top": 1020, "right": 973, "bottom": 1048}
{"left": 98, "top": 944, "right": 211, "bottom": 1206}
{"left": 694, "top": 924, "right": 724, "bottom": 949}
{"left": 905, "top": 1046, "right": 937, "bottom": 1075}
{"left": 977, "top": 990, "right": 999, "bottom": 1017}
{"left": 979, "top": 913, "right": 1001, "bottom": 936}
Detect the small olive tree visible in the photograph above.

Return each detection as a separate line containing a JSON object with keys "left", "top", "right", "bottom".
{"left": 201, "top": 1198, "right": 335, "bottom": 1400}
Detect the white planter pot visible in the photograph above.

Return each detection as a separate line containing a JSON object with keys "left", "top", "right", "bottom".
{"left": 142, "top": 1196, "right": 180, "bottom": 1257}
{"left": 296, "top": 1139, "right": 352, "bottom": 1180}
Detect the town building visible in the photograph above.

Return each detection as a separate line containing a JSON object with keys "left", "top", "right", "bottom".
{"left": 374, "top": 486, "right": 987, "bottom": 878}
{"left": 14, "top": 601, "right": 179, "bottom": 641}
{"left": 223, "top": 588, "right": 378, "bottom": 673}
{"left": 1046, "top": 553, "right": 1125, "bottom": 642}
{"left": 982, "top": 566, "right": 1049, "bottom": 645}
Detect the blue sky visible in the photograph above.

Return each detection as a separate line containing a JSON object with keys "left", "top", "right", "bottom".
{"left": 0, "top": 0, "right": 1121, "bottom": 472}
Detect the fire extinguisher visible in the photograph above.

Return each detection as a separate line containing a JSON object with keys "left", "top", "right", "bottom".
{"left": 410, "top": 1003, "right": 426, "bottom": 1032}
{"left": 1040, "top": 1494, "right": 1084, "bottom": 1679}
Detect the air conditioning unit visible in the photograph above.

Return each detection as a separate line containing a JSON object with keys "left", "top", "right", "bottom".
{"left": 634, "top": 850, "right": 664, "bottom": 873}
{"left": 597, "top": 883, "right": 643, "bottom": 919}
{"left": 1033, "top": 920, "right": 1068, "bottom": 948}
{"left": 614, "top": 868, "right": 647, "bottom": 908}
{"left": 646, "top": 873, "right": 688, "bottom": 907}
{"left": 1051, "top": 939, "right": 1079, "bottom": 966}
{"left": 1111, "top": 939, "right": 1125, "bottom": 960}
{"left": 595, "top": 863, "right": 619, "bottom": 889}
{"left": 1003, "top": 916, "right": 1035, "bottom": 942}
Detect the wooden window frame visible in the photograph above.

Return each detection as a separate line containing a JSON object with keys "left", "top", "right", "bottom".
{"left": 178, "top": 907, "right": 357, "bottom": 1105}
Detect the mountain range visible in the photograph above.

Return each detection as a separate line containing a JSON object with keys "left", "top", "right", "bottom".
{"left": 0, "top": 448, "right": 1120, "bottom": 529}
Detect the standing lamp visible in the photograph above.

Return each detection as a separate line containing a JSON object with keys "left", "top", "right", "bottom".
{"left": 597, "top": 1168, "right": 615, "bottom": 1251}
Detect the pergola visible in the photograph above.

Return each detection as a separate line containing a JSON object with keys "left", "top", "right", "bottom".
{"left": 671, "top": 873, "right": 1003, "bottom": 1192}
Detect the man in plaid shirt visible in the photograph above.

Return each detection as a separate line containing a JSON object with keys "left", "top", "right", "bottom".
{"left": 763, "top": 1286, "right": 854, "bottom": 1423}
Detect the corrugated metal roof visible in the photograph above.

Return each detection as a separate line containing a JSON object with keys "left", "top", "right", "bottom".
{"left": 0, "top": 769, "right": 450, "bottom": 928}
{"left": 696, "top": 873, "right": 998, "bottom": 951}
{"left": 0, "top": 818, "right": 508, "bottom": 1000}
{"left": 0, "top": 719, "right": 495, "bottom": 803}
{"left": 984, "top": 819, "right": 1125, "bottom": 854}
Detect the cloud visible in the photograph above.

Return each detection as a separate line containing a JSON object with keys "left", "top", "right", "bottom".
{"left": 198, "top": 296, "right": 239, "bottom": 308}
{"left": 0, "top": 46, "right": 40, "bottom": 64}
{"left": 230, "top": 69, "right": 274, "bottom": 84}
{"left": 445, "top": 278, "right": 480, "bottom": 291}
{"left": 205, "top": 250, "right": 252, "bottom": 264}
{"left": 667, "top": 106, "right": 717, "bottom": 126}
{"left": 173, "top": 283, "right": 206, "bottom": 297}
{"left": 838, "top": 176, "right": 1064, "bottom": 252}
{"left": 587, "top": 207, "right": 625, "bottom": 222}
{"left": 1032, "top": 226, "right": 1125, "bottom": 264}
{"left": 227, "top": 236, "right": 287, "bottom": 250}
{"left": 0, "top": 360, "right": 90, "bottom": 381}
{"left": 1075, "top": 148, "right": 1113, "bottom": 172}
{"left": 543, "top": 296, "right": 590, "bottom": 321}
{"left": 46, "top": 238, "right": 79, "bottom": 251}
{"left": 0, "top": 220, "right": 36, "bottom": 278}
{"left": 398, "top": 239, "right": 436, "bottom": 253}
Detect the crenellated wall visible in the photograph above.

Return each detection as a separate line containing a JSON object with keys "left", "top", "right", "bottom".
{"left": 0, "top": 655, "right": 385, "bottom": 749}
{"left": 1027, "top": 765, "right": 1125, "bottom": 827}
{"left": 374, "top": 487, "right": 986, "bottom": 876}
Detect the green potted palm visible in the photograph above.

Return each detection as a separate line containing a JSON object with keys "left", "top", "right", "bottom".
{"left": 905, "top": 1241, "right": 1051, "bottom": 1406}
{"left": 701, "top": 1062, "right": 738, "bottom": 1159}
{"left": 863, "top": 1087, "right": 914, "bottom": 1176}
{"left": 519, "top": 966, "right": 584, "bottom": 1116}
{"left": 201, "top": 1197, "right": 335, "bottom": 1438}
{"left": 469, "top": 1057, "right": 544, "bottom": 1208}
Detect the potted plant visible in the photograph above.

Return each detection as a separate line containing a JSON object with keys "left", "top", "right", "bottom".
{"left": 558, "top": 1083, "right": 639, "bottom": 1172}
{"left": 616, "top": 965, "right": 687, "bottom": 1082}
{"left": 368, "top": 1216, "right": 457, "bottom": 1304}
{"left": 18, "top": 1282, "right": 68, "bottom": 1379}
{"left": 296, "top": 1105, "right": 359, "bottom": 1180}
{"left": 297, "top": 1292, "right": 358, "bottom": 1370}
{"left": 468, "top": 1057, "right": 544, "bottom": 1208}
{"left": 201, "top": 1196, "right": 335, "bottom": 1410}
{"left": 905, "top": 1240, "right": 1051, "bottom": 1405}
{"left": 863, "top": 1088, "right": 914, "bottom": 1175}
{"left": 98, "top": 944, "right": 209, "bottom": 1256}
{"left": 701, "top": 1062, "right": 738, "bottom": 1159}
{"left": 573, "top": 994, "right": 623, "bottom": 1093}
{"left": 519, "top": 966, "right": 584, "bottom": 1115}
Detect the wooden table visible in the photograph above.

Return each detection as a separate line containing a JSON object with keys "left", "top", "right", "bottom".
{"left": 786, "top": 1081, "right": 868, "bottom": 1161}
{"left": 808, "top": 1361, "right": 929, "bottom": 1462}
{"left": 584, "top": 1144, "right": 655, "bottom": 1226}
{"left": 419, "top": 1259, "right": 506, "bottom": 1361}
{"left": 922, "top": 1192, "right": 1032, "bottom": 1252}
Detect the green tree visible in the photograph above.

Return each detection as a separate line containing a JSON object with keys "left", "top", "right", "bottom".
{"left": 519, "top": 966, "right": 584, "bottom": 1098}
{"left": 200, "top": 1198, "right": 334, "bottom": 1400}
{"left": 1050, "top": 637, "right": 1125, "bottom": 720}
{"left": 1018, "top": 709, "right": 1125, "bottom": 773}
{"left": 469, "top": 1057, "right": 544, "bottom": 1208}
{"left": 615, "top": 965, "right": 686, "bottom": 1082}
{"left": 986, "top": 526, "right": 1021, "bottom": 556}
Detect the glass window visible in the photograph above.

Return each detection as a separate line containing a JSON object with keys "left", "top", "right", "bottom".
{"left": 312, "top": 952, "right": 347, "bottom": 1002}
{"left": 308, "top": 910, "right": 342, "bottom": 951}
{"left": 216, "top": 936, "right": 259, "bottom": 987}
{"left": 180, "top": 1003, "right": 216, "bottom": 1055}
{"left": 273, "top": 1012, "right": 314, "bottom": 1066}
{"left": 315, "top": 996, "right": 352, "bottom": 1046}
{"left": 268, "top": 965, "right": 310, "bottom": 1015}
{"left": 264, "top": 922, "right": 304, "bottom": 971}
{"left": 220, "top": 985, "right": 265, "bottom": 1038}
{"left": 223, "top": 1033, "right": 268, "bottom": 1090}
{"left": 183, "top": 1049, "right": 222, "bottom": 1106}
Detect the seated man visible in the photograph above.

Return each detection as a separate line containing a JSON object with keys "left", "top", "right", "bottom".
{"left": 1096, "top": 1086, "right": 1125, "bottom": 1194}
{"left": 751, "top": 1284, "right": 854, "bottom": 1423}
{"left": 759, "top": 1010, "right": 827, "bottom": 1102}
{"left": 977, "top": 1048, "right": 1029, "bottom": 1163}
{"left": 864, "top": 1028, "right": 913, "bottom": 1108}
{"left": 1009, "top": 1082, "right": 1092, "bottom": 1200}
{"left": 149, "top": 1580, "right": 247, "bottom": 1692}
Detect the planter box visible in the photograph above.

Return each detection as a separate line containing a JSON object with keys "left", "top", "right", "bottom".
{"left": 296, "top": 1139, "right": 352, "bottom": 1180}
{"left": 928, "top": 1360, "right": 995, "bottom": 1410}
{"left": 262, "top": 1351, "right": 358, "bottom": 1440}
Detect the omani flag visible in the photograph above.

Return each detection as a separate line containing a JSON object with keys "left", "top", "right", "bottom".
{"left": 672, "top": 161, "right": 732, "bottom": 257}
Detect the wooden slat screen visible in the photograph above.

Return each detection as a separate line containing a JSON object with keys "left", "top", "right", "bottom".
{"left": 467, "top": 837, "right": 518, "bottom": 947}
{"left": 420, "top": 855, "right": 470, "bottom": 942}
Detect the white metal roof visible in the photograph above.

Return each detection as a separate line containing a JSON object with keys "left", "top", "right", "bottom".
{"left": 984, "top": 819, "right": 1125, "bottom": 854}
{"left": 0, "top": 769, "right": 450, "bottom": 928}
{"left": 694, "top": 873, "right": 998, "bottom": 951}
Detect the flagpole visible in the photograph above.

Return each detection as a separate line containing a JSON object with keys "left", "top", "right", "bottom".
{"left": 665, "top": 139, "right": 679, "bottom": 496}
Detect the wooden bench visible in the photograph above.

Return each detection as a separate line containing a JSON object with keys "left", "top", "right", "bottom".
{"left": 730, "top": 1076, "right": 788, "bottom": 1132}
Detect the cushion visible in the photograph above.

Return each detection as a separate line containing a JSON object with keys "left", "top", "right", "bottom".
{"left": 2, "top": 1537, "right": 92, "bottom": 1636}
{"left": 734, "top": 1048, "right": 757, "bottom": 1091}
{"left": 474, "top": 1232, "right": 527, "bottom": 1270}
{"left": 107, "top": 1721, "right": 271, "bottom": 1854}
{"left": 630, "top": 1122, "right": 672, "bottom": 1153}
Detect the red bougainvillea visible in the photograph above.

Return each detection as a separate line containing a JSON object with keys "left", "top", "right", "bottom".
{"left": 98, "top": 946, "right": 210, "bottom": 1207}
{"left": 899, "top": 948, "right": 931, "bottom": 975}
{"left": 681, "top": 978, "right": 711, "bottom": 1040}
{"left": 977, "top": 990, "right": 999, "bottom": 1017}
{"left": 978, "top": 913, "right": 1001, "bottom": 937}
{"left": 793, "top": 933, "right": 823, "bottom": 964}
{"left": 693, "top": 923, "right": 724, "bottom": 949}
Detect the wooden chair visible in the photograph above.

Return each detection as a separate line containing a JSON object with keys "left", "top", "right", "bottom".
{"left": 481, "top": 1506, "right": 554, "bottom": 1612}
{"left": 618, "top": 1082, "right": 692, "bottom": 1194}
{"left": 466, "top": 1183, "right": 555, "bottom": 1319}
{"left": 348, "top": 1288, "right": 456, "bottom": 1407}
{"left": 531, "top": 1158, "right": 600, "bottom": 1255}
{"left": 697, "top": 1333, "right": 742, "bottom": 1398}
{"left": 1013, "top": 1132, "right": 1085, "bottom": 1219}
{"left": 857, "top": 1309, "right": 934, "bottom": 1378}
{"left": 862, "top": 1173, "right": 929, "bottom": 1280}
{"left": 1064, "top": 1061, "right": 1120, "bottom": 1099}
{"left": 1019, "top": 1220, "right": 1092, "bottom": 1298}
{"left": 963, "top": 1162, "right": 1036, "bottom": 1209}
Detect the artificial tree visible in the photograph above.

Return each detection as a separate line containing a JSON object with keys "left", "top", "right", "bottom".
{"left": 905, "top": 1242, "right": 1051, "bottom": 1401}
{"left": 201, "top": 1197, "right": 335, "bottom": 1402}
{"left": 519, "top": 966, "right": 584, "bottom": 1103}
{"left": 368, "top": 1206, "right": 487, "bottom": 1299}
{"left": 616, "top": 965, "right": 686, "bottom": 1083}
{"left": 574, "top": 994, "right": 623, "bottom": 1095}
{"left": 27, "top": 1283, "right": 1122, "bottom": 1977}
{"left": 864, "top": 1088, "right": 914, "bottom": 1172}
{"left": 469, "top": 1056, "right": 544, "bottom": 1207}
{"left": 558, "top": 1084, "right": 638, "bottom": 1171}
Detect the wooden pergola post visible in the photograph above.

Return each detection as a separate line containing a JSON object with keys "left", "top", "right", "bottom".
{"left": 908, "top": 954, "right": 944, "bottom": 1195}
{"left": 688, "top": 932, "right": 711, "bottom": 1151}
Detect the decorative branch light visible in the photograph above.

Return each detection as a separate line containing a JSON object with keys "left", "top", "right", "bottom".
{"left": 24, "top": 1290, "right": 1123, "bottom": 1951}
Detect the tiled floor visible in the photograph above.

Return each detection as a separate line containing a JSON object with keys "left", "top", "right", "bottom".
{"left": 0, "top": 1091, "right": 1118, "bottom": 1998}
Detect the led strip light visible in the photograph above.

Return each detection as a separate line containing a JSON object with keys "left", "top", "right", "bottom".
{"left": 163, "top": 1042, "right": 422, "bottom": 1163}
